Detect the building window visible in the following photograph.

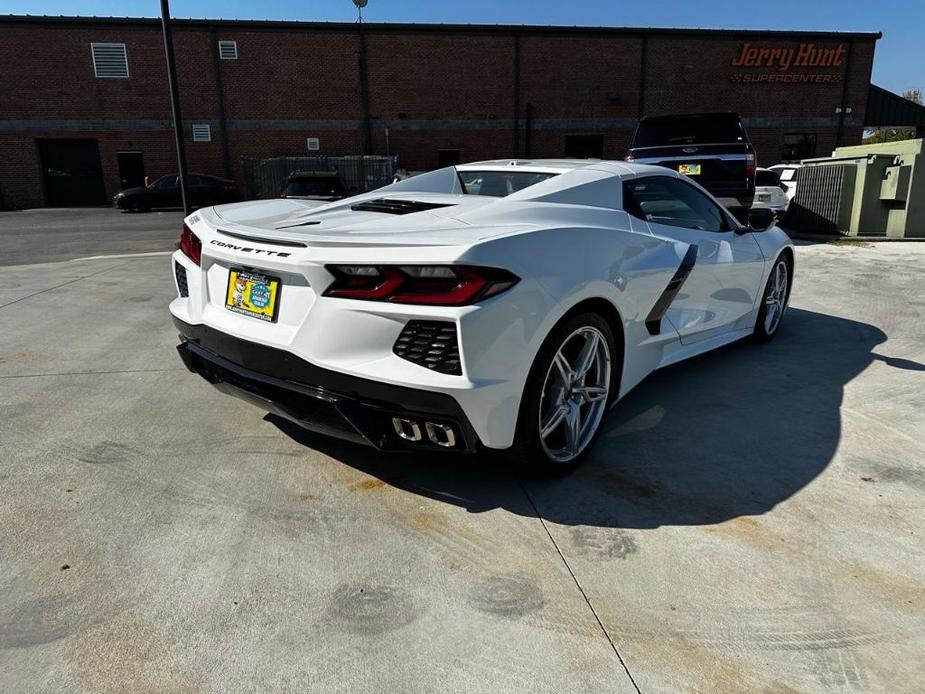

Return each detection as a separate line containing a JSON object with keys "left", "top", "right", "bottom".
{"left": 218, "top": 40, "right": 238, "bottom": 60}
{"left": 192, "top": 124, "right": 212, "bottom": 142}
{"left": 782, "top": 133, "right": 817, "bottom": 161}
{"left": 438, "top": 149, "right": 461, "bottom": 167}
{"left": 91, "top": 43, "right": 129, "bottom": 78}
{"left": 564, "top": 134, "right": 604, "bottom": 159}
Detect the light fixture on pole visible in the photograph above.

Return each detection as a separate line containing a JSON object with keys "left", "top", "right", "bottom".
{"left": 353, "top": 0, "right": 368, "bottom": 23}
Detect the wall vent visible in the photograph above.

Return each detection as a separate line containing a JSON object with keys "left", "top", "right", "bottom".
{"left": 91, "top": 43, "right": 129, "bottom": 78}
{"left": 192, "top": 124, "right": 212, "bottom": 143}
{"left": 218, "top": 40, "right": 238, "bottom": 60}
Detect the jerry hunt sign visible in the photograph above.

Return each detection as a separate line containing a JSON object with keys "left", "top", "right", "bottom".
{"left": 731, "top": 43, "right": 847, "bottom": 71}
{"left": 730, "top": 42, "right": 848, "bottom": 85}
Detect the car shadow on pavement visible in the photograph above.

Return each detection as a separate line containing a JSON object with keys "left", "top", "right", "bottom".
{"left": 267, "top": 308, "right": 922, "bottom": 528}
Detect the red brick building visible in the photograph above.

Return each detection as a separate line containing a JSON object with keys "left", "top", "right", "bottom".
{"left": 0, "top": 15, "right": 880, "bottom": 209}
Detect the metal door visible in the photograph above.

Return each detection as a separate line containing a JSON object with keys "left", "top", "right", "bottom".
{"left": 117, "top": 151, "right": 145, "bottom": 189}
{"left": 38, "top": 139, "right": 106, "bottom": 206}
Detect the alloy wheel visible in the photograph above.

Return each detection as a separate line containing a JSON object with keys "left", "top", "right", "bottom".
{"left": 764, "top": 260, "right": 789, "bottom": 334}
{"left": 538, "top": 326, "right": 611, "bottom": 463}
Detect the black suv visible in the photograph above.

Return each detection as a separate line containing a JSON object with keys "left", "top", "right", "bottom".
{"left": 627, "top": 112, "right": 756, "bottom": 214}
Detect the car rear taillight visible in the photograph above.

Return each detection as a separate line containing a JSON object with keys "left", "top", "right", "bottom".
{"left": 178, "top": 223, "right": 202, "bottom": 265}
{"left": 323, "top": 265, "right": 519, "bottom": 306}
{"left": 746, "top": 152, "right": 756, "bottom": 179}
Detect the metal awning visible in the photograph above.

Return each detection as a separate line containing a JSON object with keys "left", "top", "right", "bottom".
{"left": 866, "top": 84, "right": 925, "bottom": 128}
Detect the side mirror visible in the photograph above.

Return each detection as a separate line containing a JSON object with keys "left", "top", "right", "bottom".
{"left": 747, "top": 207, "right": 776, "bottom": 232}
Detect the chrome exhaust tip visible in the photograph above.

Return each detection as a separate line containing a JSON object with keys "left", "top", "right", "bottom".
{"left": 425, "top": 422, "right": 456, "bottom": 448}
{"left": 392, "top": 417, "right": 422, "bottom": 442}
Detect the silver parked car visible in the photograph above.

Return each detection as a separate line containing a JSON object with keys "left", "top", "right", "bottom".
{"left": 768, "top": 163, "right": 802, "bottom": 204}
{"left": 754, "top": 168, "right": 791, "bottom": 217}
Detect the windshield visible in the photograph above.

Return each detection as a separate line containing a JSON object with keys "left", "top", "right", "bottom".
{"left": 633, "top": 114, "right": 746, "bottom": 148}
{"left": 458, "top": 170, "right": 558, "bottom": 197}
{"left": 284, "top": 178, "right": 344, "bottom": 196}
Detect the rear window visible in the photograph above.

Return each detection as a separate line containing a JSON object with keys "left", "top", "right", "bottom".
{"left": 458, "top": 170, "right": 557, "bottom": 197}
{"left": 755, "top": 170, "right": 781, "bottom": 187}
{"left": 773, "top": 167, "right": 799, "bottom": 182}
{"left": 284, "top": 178, "right": 344, "bottom": 196}
{"left": 633, "top": 114, "right": 747, "bottom": 148}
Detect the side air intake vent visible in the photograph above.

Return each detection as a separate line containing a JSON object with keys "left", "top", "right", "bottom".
{"left": 351, "top": 198, "right": 455, "bottom": 215}
{"left": 393, "top": 321, "right": 461, "bottom": 375}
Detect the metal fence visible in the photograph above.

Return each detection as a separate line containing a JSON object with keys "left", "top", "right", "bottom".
{"left": 241, "top": 155, "right": 398, "bottom": 200}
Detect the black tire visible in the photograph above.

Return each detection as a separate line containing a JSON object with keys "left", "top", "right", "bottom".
{"left": 509, "top": 312, "right": 618, "bottom": 477}
{"left": 753, "top": 254, "right": 791, "bottom": 342}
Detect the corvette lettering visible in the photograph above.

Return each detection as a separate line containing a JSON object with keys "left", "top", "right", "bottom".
{"left": 210, "top": 239, "right": 291, "bottom": 257}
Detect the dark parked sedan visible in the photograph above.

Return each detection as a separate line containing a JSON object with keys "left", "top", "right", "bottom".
{"left": 113, "top": 173, "right": 240, "bottom": 212}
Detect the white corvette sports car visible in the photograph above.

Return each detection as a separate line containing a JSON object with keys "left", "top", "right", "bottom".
{"left": 170, "top": 159, "right": 793, "bottom": 474}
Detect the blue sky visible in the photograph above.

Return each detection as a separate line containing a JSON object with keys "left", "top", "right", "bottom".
{"left": 2, "top": 0, "right": 920, "bottom": 94}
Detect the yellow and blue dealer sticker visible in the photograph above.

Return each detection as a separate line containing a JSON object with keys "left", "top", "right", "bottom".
{"left": 225, "top": 269, "right": 281, "bottom": 322}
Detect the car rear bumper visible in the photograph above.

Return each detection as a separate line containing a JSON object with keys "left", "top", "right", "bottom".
{"left": 713, "top": 190, "right": 755, "bottom": 209}
{"left": 751, "top": 201, "right": 789, "bottom": 215}
{"left": 174, "top": 317, "right": 481, "bottom": 452}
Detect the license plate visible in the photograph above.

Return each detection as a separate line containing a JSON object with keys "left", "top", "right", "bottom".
{"left": 225, "top": 268, "right": 281, "bottom": 322}
{"left": 758, "top": 193, "right": 770, "bottom": 202}
{"left": 678, "top": 163, "right": 701, "bottom": 176}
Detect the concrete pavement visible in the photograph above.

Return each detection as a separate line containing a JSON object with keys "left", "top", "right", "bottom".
{"left": 1, "top": 243, "right": 924, "bottom": 692}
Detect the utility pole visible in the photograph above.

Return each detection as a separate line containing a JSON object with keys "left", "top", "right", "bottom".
{"left": 160, "top": 0, "right": 190, "bottom": 215}
{"left": 356, "top": 1, "right": 373, "bottom": 155}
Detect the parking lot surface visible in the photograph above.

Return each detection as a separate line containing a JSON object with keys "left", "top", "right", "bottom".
{"left": 0, "top": 208, "right": 183, "bottom": 266}
{"left": 1, "top": 238, "right": 924, "bottom": 692}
